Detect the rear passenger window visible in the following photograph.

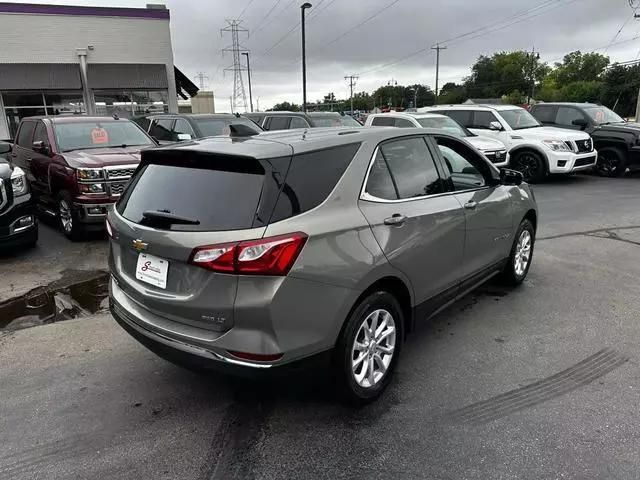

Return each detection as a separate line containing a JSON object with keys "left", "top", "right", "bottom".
{"left": 532, "top": 105, "right": 557, "bottom": 124}
{"left": 471, "top": 111, "right": 499, "bottom": 129}
{"left": 371, "top": 117, "right": 395, "bottom": 127}
{"left": 269, "top": 143, "right": 361, "bottom": 223}
{"left": 17, "top": 121, "right": 36, "bottom": 148}
{"left": 266, "top": 116, "right": 290, "bottom": 130}
{"left": 445, "top": 110, "right": 472, "bottom": 128}
{"left": 366, "top": 137, "right": 443, "bottom": 200}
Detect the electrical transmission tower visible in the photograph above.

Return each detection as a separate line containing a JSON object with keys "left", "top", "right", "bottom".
{"left": 194, "top": 72, "right": 210, "bottom": 90}
{"left": 221, "top": 20, "right": 249, "bottom": 113}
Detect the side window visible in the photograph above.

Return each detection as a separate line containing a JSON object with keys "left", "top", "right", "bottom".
{"left": 436, "top": 137, "right": 489, "bottom": 191}
{"left": 372, "top": 137, "right": 443, "bottom": 199}
{"left": 444, "top": 110, "right": 472, "bottom": 128}
{"left": 532, "top": 105, "right": 557, "bottom": 124}
{"left": 32, "top": 122, "right": 49, "bottom": 148}
{"left": 289, "top": 117, "right": 310, "bottom": 129}
{"left": 149, "top": 119, "right": 174, "bottom": 142}
{"left": 371, "top": 117, "right": 395, "bottom": 127}
{"left": 471, "top": 111, "right": 499, "bottom": 129}
{"left": 266, "top": 116, "right": 291, "bottom": 130}
{"left": 17, "top": 121, "right": 36, "bottom": 148}
{"left": 365, "top": 150, "right": 397, "bottom": 200}
{"left": 173, "top": 119, "right": 195, "bottom": 138}
{"left": 556, "top": 107, "right": 587, "bottom": 127}
{"left": 394, "top": 118, "right": 416, "bottom": 128}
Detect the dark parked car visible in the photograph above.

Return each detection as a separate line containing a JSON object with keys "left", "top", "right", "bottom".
{"left": 108, "top": 126, "right": 537, "bottom": 402}
{"left": 0, "top": 141, "right": 38, "bottom": 249}
{"left": 530, "top": 102, "right": 640, "bottom": 177}
{"left": 133, "top": 113, "right": 262, "bottom": 144}
{"left": 243, "top": 111, "right": 361, "bottom": 131}
{"left": 10, "top": 116, "right": 156, "bottom": 240}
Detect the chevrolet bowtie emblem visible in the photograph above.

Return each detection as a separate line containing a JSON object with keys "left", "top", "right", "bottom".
{"left": 132, "top": 239, "right": 148, "bottom": 251}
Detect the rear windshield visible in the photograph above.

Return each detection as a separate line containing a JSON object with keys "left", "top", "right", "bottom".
{"left": 193, "top": 117, "right": 261, "bottom": 137}
{"left": 311, "top": 115, "right": 362, "bottom": 127}
{"left": 55, "top": 121, "right": 154, "bottom": 152}
{"left": 118, "top": 156, "right": 268, "bottom": 231}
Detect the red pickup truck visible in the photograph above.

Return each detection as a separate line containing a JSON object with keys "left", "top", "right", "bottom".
{"left": 10, "top": 116, "right": 156, "bottom": 240}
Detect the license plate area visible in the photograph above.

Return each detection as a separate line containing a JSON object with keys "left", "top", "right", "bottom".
{"left": 136, "top": 253, "right": 169, "bottom": 289}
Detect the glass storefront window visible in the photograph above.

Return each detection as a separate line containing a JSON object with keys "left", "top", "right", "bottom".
{"left": 44, "top": 93, "right": 85, "bottom": 115}
{"left": 94, "top": 90, "right": 168, "bottom": 117}
{"left": 2, "top": 93, "right": 45, "bottom": 107}
{"left": 5, "top": 107, "right": 47, "bottom": 138}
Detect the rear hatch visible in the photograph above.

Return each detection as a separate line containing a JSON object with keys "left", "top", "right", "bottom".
{"left": 109, "top": 145, "right": 291, "bottom": 333}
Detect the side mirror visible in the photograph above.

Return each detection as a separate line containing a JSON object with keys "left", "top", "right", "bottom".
{"left": 0, "top": 142, "right": 11, "bottom": 155}
{"left": 572, "top": 118, "right": 588, "bottom": 128}
{"left": 500, "top": 168, "right": 523, "bottom": 185}
{"left": 32, "top": 140, "right": 50, "bottom": 155}
{"left": 489, "top": 121, "right": 503, "bottom": 131}
{"left": 176, "top": 133, "right": 192, "bottom": 141}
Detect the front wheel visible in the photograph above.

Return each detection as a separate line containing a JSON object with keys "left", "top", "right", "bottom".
{"left": 511, "top": 150, "right": 546, "bottom": 183}
{"left": 500, "top": 219, "right": 535, "bottom": 285}
{"left": 595, "top": 147, "right": 627, "bottom": 177}
{"left": 58, "top": 191, "right": 84, "bottom": 241}
{"left": 334, "top": 291, "right": 403, "bottom": 404}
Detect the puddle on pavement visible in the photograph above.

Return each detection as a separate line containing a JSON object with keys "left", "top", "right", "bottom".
{"left": 0, "top": 273, "right": 109, "bottom": 331}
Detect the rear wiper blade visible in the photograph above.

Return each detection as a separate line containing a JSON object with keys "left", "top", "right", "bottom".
{"left": 142, "top": 210, "right": 200, "bottom": 225}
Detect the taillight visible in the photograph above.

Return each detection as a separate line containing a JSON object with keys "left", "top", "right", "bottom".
{"left": 190, "top": 232, "right": 307, "bottom": 276}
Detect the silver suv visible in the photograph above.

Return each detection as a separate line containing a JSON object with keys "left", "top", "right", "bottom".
{"left": 108, "top": 126, "right": 538, "bottom": 402}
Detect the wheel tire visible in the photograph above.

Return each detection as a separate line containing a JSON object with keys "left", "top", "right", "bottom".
{"left": 57, "top": 191, "right": 84, "bottom": 241}
{"left": 500, "top": 219, "right": 535, "bottom": 286}
{"left": 511, "top": 150, "right": 546, "bottom": 183}
{"left": 595, "top": 147, "right": 627, "bottom": 178}
{"left": 334, "top": 291, "right": 404, "bottom": 404}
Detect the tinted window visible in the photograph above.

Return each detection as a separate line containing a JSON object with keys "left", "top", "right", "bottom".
{"left": 270, "top": 143, "right": 361, "bottom": 223}
{"left": 532, "top": 105, "right": 557, "bottom": 124}
{"left": 584, "top": 106, "right": 624, "bottom": 125}
{"left": 311, "top": 115, "right": 361, "bottom": 127}
{"left": 499, "top": 109, "right": 540, "bottom": 130}
{"left": 365, "top": 150, "right": 397, "bottom": 200}
{"left": 149, "top": 119, "right": 174, "bottom": 142}
{"left": 194, "top": 117, "right": 258, "bottom": 137}
{"left": 471, "top": 111, "right": 499, "bottom": 129}
{"left": 32, "top": 122, "right": 48, "bottom": 147}
{"left": 436, "top": 136, "right": 491, "bottom": 191}
{"left": 17, "top": 121, "right": 36, "bottom": 148}
{"left": 173, "top": 119, "right": 195, "bottom": 136}
{"left": 371, "top": 117, "right": 395, "bottom": 127}
{"left": 289, "top": 117, "right": 310, "bottom": 129}
{"left": 556, "top": 107, "right": 587, "bottom": 127}
{"left": 379, "top": 137, "right": 443, "bottom": 199}
{"left": 444, "top": 110, "right": 472, "bottom": 127}
{"left": 119, "top": 157, "right": 268, "bottom": 231}
{"left": 266, "top": 116, "right": 291, "bottom": 130}
{"left": 394, "top": 118, "right": 416, "bottom": 128}
{"left": 133, "top": 116, "right": 151, "bottom": 132}
{"left": 55, "top": 121, "right": 154, "bottom": 151}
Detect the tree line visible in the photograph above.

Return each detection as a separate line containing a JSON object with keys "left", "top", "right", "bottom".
{"left": 269, "top": 50, "right": 640, "bottom": 117}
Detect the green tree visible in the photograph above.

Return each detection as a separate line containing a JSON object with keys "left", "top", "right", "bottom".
{"left": 269, "top": 101, "right": 301, "bottom": 112}
{"left": 550, "top": 51, "right": 609, "bottom": 84}
{"left": 404, "top": 84, "right": 435, "bottom": 108}
{"left": 438, "top": 82, "right": 467, "bottom": 104}
{"left": 601, "top": 63, "right": 640, "bottom": 117}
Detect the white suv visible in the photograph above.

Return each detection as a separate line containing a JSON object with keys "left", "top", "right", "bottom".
{"left": 365, "top": 112, "right": 508, "bottom": 167}
{"left": 419, "top": 105, "right": 597, "bottom": 182}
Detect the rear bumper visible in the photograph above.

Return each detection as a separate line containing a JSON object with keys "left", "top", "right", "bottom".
{"left": 547, "top": 150, "right": 597, "bottom": 173}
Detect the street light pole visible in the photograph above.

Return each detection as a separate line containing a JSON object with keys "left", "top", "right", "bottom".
{"left": 242, "top": 52, "right": 254, "bottom": 112}
{"left": 300, "top": 2, "right": 312, "bottom": 113}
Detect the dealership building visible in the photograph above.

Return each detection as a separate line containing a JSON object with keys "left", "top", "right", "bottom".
{"left": 0, "top": 2, "right": 198, "bottom": 139}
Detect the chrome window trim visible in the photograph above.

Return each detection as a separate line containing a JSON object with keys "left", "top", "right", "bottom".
{"left": 359, "top": 143, "right": 490, "bottom": 205}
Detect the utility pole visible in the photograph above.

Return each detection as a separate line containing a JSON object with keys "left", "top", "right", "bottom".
{"left": 194, "top": 72, "right": 210, "bottom": 90}
{"left": 241, "top": 52, "right": 254, "bottom": 112}
{"left": 431, "top": 44, "right": 447, "bottom": 104}
{"left": 527, "top": 47, "right": 540, "bottom": 105}
{"left": 301, "top": 3, "right": 312, "bottom": 112}
{"left": 221, "top": 20, "right": 249, "bottom": 113}
{"left": 345, "top": 74, "right": 358, "bottom": 114}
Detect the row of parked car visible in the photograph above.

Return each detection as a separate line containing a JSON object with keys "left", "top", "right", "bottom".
{"left": 1, "top": 102, "right": 638, "bottom": 251}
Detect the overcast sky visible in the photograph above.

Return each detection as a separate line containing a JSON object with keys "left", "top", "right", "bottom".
{"left": 4, "top": 0, "right": 640, "bottom": 111}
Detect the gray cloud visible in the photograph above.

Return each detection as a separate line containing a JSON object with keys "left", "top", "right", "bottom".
{"left": 4, "top": 0, "right": 639, "bottom": 110}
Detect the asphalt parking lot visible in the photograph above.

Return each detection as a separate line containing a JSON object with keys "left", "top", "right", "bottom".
{"left": 1, "top": 173, "right": 640, "bottom": 479}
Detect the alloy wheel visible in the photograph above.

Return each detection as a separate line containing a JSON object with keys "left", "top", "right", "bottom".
{"left": 596, "top": 152, "right": 619, "bottom": 176}
{"left": 514, "top": 153, "right": 540, "bottom": 181}
{"left": 59, "top": 199, "right": 73, "bottom": 234}
{"left": 514, "top": 230, "right": 532, "bottom": 277}
{"left": 351, "top": 309, "right": 396, "bottom": 389}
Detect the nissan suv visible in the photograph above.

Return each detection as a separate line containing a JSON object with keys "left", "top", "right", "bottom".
{"left": 108, "top": 126, "right": 538, "bottom": 402}
{"left": 420, "top": 104, "right": 597, "bottom": 182}
{"left": 530, "top": 102, "right": 639, "bottom": 177}
{"left": 365, "top": 112, "right": 508, "bottom": 166}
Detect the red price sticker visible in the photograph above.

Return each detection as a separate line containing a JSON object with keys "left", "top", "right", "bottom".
{"left": 594, "top": 110, "right": 605, "bottom": 123}
{"left": 91, "top": 127, "right": 109, "bottom": 144}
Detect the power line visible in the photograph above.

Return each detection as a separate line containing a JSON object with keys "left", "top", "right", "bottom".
{"left": 250, "top": 0, "right": 283, "bottom": 33}
{"left": 237, "top": 0, "right": 255, "bottom": 20}
{"left": 603, "top": 8, "right": 638, "bottom": 54}
{"left": 252, "top": 0, "right": 294, "bottom": 36}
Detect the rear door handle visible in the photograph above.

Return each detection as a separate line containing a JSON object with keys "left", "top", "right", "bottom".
{"left": 464, "top": 201, "right": 478, "bottom": 210}
{"left": 384, "top": 214, "right": 407, "bottom": 226}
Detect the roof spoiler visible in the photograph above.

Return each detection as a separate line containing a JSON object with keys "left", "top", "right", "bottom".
{"left": 229, "top": 123, "right": 260, "bottom": 137}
